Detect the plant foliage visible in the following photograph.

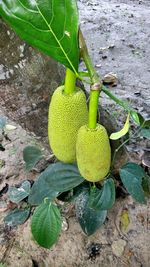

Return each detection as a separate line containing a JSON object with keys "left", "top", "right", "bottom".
{"left": 31, "top": 200, "right": 61, "bottom": 248}
{"left": 75, "top": 188, "right": 107, "bottom": 235}
{"left": 110, "top": 114, "right": 130, "bottom": 140}
{"left": 89, "top": 178, "right": 115, "bottom": 210}
{"left": 0, "top": 0, "right": 149, "bottom": 252}
{"left": 120, "top": 162, "right": 147, "bottom": 204}
{"left": 8, "top": 181, "right": 31, "bottom": 203}
{"left": 0, "top": 0, "right": 79, "bottom": 73}
{"left": 28, "top": 162, "right": 84, "bottom": 205}
{"left": 4, "top": 208, "right": 30, "bottom": 227}
{"left": 23, "top": 146, "right": 43, "bottom": 171}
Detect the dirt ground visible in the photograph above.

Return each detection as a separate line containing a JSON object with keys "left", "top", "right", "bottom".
{"left": 0, "top": 0, "right": 150, "bottom": 267}
{"left": 79, "top": 0, "right": 150, "bottom": 119}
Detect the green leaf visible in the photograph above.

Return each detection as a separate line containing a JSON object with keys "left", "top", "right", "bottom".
{"left": 140, "top": 128, "right": 150, "bottom": 139}
{"left": 89, "top": 178, "right": 115, "bottom": 210}
{"left": 8, "top": 181, "right": 31, "bottom": 203}
{"left": 31, "top": 201, "right": 61, "bottom": 248}
{"left": 0, "top": 0, "right": 79, "bottom": 73}
{"left": 130, "top": 111, "right": 140, "bottom": 125}
{"left": 110, "top": 114, "right": 130, "bottom": 140}
{"left": 75, "top": 189, "right": 107, "bottom": 235}
{"left": 142, "top": 175, "right": 150, "bottom": 197}
{"left": 4, "top": 208, "right": 30, "bottom": 227}
{"left": 28, "top": 162, "right": 84, "bottom": 205}
{"left": 28, "top": 181, "right": 59, "bottom": 206}
{"left": 23, "top": 146, "right": 43, "bottom": 171}
{"left": 138, "top": 113, "right": 146, "bottom": 126}
{"left": 143, "top": 119, "right": 150, "bottom": 128}
{"left": 58, "top": 182, "right": 89, "bottom": 203}
{"left": 134, "top": 112, "right": 150, "bottom": 128}
{"left": 119, "top": 162, "right": 146, "bottom": 204}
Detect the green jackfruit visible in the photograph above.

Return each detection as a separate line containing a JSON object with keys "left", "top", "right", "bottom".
{"left": 76, "top": 124, "right": 111, "bottom": 182}
{"left": 48, "top": 86, "right": 88, "bottom": 163}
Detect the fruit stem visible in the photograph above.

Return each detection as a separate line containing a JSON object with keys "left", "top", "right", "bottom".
{"left": 88, "top": 90, "right": 100, "bottom": 129}
{"left": 79, "top": 29, "right": 102, "bottom": 129}
{"left": 64, "top": 68, "right": 76, "bottom": 94}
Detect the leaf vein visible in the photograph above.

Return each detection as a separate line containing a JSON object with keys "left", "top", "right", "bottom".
{"left": 35, "top": 1, "right": 78, "bottom": 74}
{"left": 17, "top": 0, "right": 39, "bottom": 14}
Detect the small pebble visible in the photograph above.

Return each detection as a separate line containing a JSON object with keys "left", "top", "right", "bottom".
{"left": 112, "top": 239, "right": 127, "bottom": 257}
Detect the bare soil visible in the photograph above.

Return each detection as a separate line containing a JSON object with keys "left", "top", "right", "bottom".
{"left": 79, "top": 0, "right": 150, "bottom": 119}
{"left": 0, "top": 0, "right": 150, "bottom": 267}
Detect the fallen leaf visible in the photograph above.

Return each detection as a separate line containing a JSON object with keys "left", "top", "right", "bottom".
{"left": 120, "top": 208, "right": 130, "bottom": 232}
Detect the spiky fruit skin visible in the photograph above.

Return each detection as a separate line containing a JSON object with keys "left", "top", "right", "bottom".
{"left": 48, "top": 86, "right": 88, "bottom": 163}
{"left": 76, "top": 124, "right": 111, "bottom": 182}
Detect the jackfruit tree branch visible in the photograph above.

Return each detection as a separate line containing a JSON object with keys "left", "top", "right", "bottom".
{"left": 64, "top": 68, "right": 76, "bottom": 94}
{"left": 79, "top": 29, "right": 102, "bottom": 129}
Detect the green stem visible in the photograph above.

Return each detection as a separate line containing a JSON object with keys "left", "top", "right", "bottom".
{"left": 102, "top": 85, "right": 130, "bottom": 111}
{"left": 88, "top": 90, "right": 100, "bottom": 129}
{"left": 64, "top": 68, "right": 76, "bottom": 94}
{"left": 79, "top": 29, "right": 102, "bottom": 129}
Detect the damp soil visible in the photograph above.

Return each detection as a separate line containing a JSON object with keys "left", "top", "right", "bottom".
{"left": 0, "top": 0, "right": 150, "bottom": 267}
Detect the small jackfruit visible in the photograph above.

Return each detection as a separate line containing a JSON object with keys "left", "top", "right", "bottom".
{"left": 76, "top": 124, "right": 111, "bottom": 182}
{"left": 48, "top": 86, "right": 88, "bottom": 163}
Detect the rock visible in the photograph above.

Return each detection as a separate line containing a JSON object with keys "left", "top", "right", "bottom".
{"left": 62, "top": 217, "right": 69, "bottom": 231}
{"left": 111, "top": 239, "right": 127, "bottom": 257}
{"left": 103, "top": 72, "right": 118, "bottom": 86}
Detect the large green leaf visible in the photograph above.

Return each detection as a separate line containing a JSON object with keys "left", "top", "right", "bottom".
{"left": 75, "top": 189, "right": 107, "bottom": 235}
{"left": 28, "top": 179, "right": 59, "bottom": 206}
{"left": 89, "top": 178, "right": 115, "bottom": 210}
{"left": 31, "top": 201, "right": 61, "bottom": 248}
{"left": 28, "top": 162, "right": 84, "bottom": 205}
{"left": 4, "top": 208, "right": 30, "bottom": 227}
{"left": 119, "top": 162, "right": 146, "bottom": 204}
{"left": 0, "top": 0, "right": 79, "bottom": 73}
{"left": 23, "top": 145, "right": 43, "bottom": 171}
